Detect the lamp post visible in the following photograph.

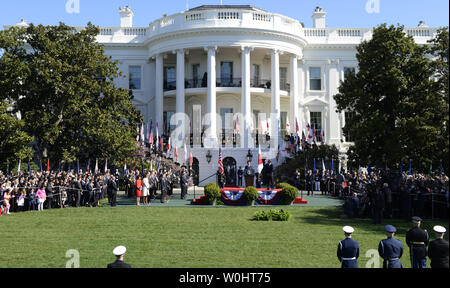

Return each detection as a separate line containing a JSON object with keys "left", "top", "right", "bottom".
{"left": 246, "top": 149, "right": 253, "bottom": 163}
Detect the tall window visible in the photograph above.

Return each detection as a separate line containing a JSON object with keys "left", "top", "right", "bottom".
{"left": 310, "top": 112, "right": 322, "bottom": 140}
{"left": 344, "top": 111, "right": 356, "bottom": 142}
{"left": 192, "top": 64, "right": 200, "bottom": 88}
{"left": 220, "top": 62, "right": 233, "bottom": 86}
{"left": 252, "top": 64, "right": 260, "bottom": 86}
{"left": 309, "top": 67, "right": 321, "bottom": 91}
{"left": 129, "top": 66, "right": 141, "bottom": 90}
{"left": 343, "top": 67, "right": 356, "bottom": 80}
{"left": 163, "top": 111, "right": 175, "bottom": 135}
{"left": 280, "top": 67, "right": 288, "bottom": 91}
{"left": 164, "top": 67, "right": 176, "bottom": 90}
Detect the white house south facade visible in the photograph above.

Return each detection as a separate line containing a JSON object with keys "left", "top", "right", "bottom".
{"left": 9, "top": 5, "right": 438, "bottom": 185}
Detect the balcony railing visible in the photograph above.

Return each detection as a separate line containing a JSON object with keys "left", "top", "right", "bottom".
{"left": 216, "top": 78, "right": 242, "bottom": 88}
{"left": 164, "top": 78, "right": 289, "bottom": 92}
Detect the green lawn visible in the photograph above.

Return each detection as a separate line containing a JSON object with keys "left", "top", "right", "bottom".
{"left": 0, "top": 205, "right": 447, "bottom": 268}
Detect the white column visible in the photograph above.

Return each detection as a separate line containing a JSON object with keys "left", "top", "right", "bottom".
{"left": 241, "top": 46, "right": 252, "bottom": 148}
{"left": 327, "top": 59, "right": 340, "bottom": 145}
{"left": 271, "top": 50, "right": 281, "bottom": 145}
{"left": 298, "top": 59, "right": 305, "bottom": 132}
{"left": 176, "top": 49, "right": 185, "bottom": 142}
{"left": 205, "top": 46, "right": 217, "bottom": 146}
{"left": 155, "top": 54, "right": 164, "bottom": 133}
{"left": 289, "top": 55, "right": 299, "bottom": 135}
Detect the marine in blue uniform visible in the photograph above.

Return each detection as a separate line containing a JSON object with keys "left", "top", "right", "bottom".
{"left": 405, "top": 216, "right": 429, "bottom": 268}
{"left": 378, "top": 225, "right": 403, "bottom": 268}
{"left": 337, "top": 226, "right": 359, "bottom": 268}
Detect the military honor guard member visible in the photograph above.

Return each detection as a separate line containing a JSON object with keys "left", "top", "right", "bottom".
{"left": 337, "top": 226, "right": 359, "bottom": 268}
{"left": 405, "top": 216, "right": 429, "bottom": 268}
{"left": 107, "top": 246, "right": 131, "bottom": 268}
{"left": 378, "top": 225, "right": 403, "bottom": 268}
{"left": 428, "top": 225, "right": 449, "bottom": 269}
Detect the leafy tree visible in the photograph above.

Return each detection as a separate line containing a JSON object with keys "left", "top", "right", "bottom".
{"left": 0, "top": 101, "right": 34, "bottom": 167}
{"left": 334, "top": 24, "right": 449, "bottom": 173}
{"left": 0, "top": 23, "right": 142, "bottom": 165}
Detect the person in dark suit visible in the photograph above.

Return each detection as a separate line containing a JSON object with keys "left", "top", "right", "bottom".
{"left": 337, "top": 226, "right": 359, "bottom": 268}
{"left": 306, "top": 170, "right": 313, "bottom": 196}
{"left": 264, "top": 160, "right": 274, "bottom": 189}
{"left": 351, "top": 193, "right": 360, "bottom": 218}
{"left": 107, "top": 246, "right": 131, "bottom": 268}
{"left": 428, "top": 225, "right": 449, "bottom": 268}
{"left": 109, "top": 176, "right": 118, "bottom": 207}
{"left": 244, "top": 161, "right": 254, "bottom": 187}
{"left": 406, "top": 216, "right": 429, "bottom": 268}
{"left": 237, "top": 167, "right": 244, "bottom": 187}
{"left": 180, "top": 168, "right": 188, "bottom": 200}
{"left": 372, "top": 186, "right": 385, "bottom": 224}
{"left": 378, "top": 225, "right": 403, "bottom": 268}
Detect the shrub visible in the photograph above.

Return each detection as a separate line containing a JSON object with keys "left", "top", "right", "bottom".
{"left": 251, "top": 209, "right": 291, "bottom": 221}
{"left": 204, "top": 183, "right": 221, "bottom": 204}
{"left": 277, "top": 183, "right": 298, "bottom": 205}
{"left": 243, "top": 186, "right": 259, "bottom": 205}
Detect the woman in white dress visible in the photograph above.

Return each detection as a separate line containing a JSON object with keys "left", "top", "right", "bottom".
{"left": 142, "top": 173, "right": 150, "bottom": 205}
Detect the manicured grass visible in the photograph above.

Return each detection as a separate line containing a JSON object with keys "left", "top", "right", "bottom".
{"left": 0, "top": 206, "right": 447, "bottom": 268}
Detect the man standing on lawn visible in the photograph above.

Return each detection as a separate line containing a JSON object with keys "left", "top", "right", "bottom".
{"left": 428, "top": 225, "right": 449, "bottom": 268}
{"left": 406, "top": 216, "right": 429, "bottom": 268}
{"left": 378, "top": 225, "right": 403, "bottom": 268}
{"left": 337, "top": 226, "right": 359, "bottom": 268}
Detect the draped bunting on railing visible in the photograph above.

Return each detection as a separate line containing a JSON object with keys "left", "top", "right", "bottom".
{"left": 220, "top": 188, "right": 283, "bottom": 206}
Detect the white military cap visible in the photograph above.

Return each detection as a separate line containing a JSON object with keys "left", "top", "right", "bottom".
{"left": 343, "top": 226, "right": 354, "bottom": 234}
{"left": 433, "top": 225, "right": 446, "bottom": 233}
{"left": 113, "top": 246, "right": 127, "bottom": 256}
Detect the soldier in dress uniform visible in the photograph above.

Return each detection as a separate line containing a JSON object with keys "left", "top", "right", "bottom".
{"left": 378, "top": 225, "right": 403, "bottom": 268}
{"left": 107, "top": 246, "right": 131, "bottom": 268}
{"left": 337, "top": 226, "right": 359, "bottom": 268}
{"left": 406, "top": 216, "right": 429, "bottom": 268}
{"left": 428, "top": 225, "right": 449, "bottom": 268}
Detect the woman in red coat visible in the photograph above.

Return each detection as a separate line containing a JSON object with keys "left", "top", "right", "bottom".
{"left": 135, "top": 176, "right": 143, "bottom": 206}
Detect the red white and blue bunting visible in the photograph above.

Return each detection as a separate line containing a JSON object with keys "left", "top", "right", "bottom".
{"left": 220, "top": 188, "right": 283, "bottom": 206}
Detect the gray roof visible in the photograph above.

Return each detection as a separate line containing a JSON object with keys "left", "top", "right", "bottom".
{"left": 189, "top": 5, "right": 266, "bottom": 12}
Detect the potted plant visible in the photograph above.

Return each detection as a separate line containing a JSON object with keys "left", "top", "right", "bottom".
{"left": 243, "top": 186, "right": 259, "bottom": 206}
{"left": 204, "top": 183, "right": 221, "bottom": 205}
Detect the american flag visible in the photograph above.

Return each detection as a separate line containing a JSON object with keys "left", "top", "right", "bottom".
{"left": 218, "top": 147, "right": 224, "bottom": 175}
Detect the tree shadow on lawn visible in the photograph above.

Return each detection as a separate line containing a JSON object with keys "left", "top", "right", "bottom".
{"left": 295, "top": 207, "right": 448, "bottom": 237}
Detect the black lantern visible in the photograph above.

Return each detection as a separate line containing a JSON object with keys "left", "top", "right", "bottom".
{"left": 206, "top": 150, "right": 212, "bottom": 164}
{"left": 246, "top": 149, "right": 253, "bottom": 162}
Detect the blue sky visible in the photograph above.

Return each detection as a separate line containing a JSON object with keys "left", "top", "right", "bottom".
{"left": 1, "top": 0, "right": 448, "bottom": 29}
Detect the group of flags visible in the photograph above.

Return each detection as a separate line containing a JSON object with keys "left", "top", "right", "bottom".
{"left": 138, "top": 120, "right": 171, "bottom": 158}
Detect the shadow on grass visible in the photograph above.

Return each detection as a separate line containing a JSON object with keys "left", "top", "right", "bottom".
{"left": 296, "top": 207, "right": 449, "bottom": 237}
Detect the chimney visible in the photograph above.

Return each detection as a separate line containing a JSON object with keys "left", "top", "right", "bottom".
{"left": 312, "top": 6, "right": 326, "bottom": 28}
{"left": 119, "top": 5, "right": 134, "bottom": 27}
